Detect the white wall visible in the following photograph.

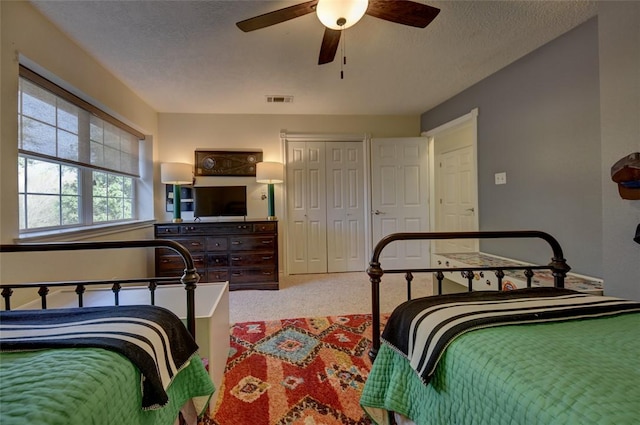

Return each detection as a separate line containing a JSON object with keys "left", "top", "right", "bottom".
{"left": 1, "top": 1, "right": 159, "bottom": 243}
{"left": 0, "top": 2, "right": 159, "bottom": 299}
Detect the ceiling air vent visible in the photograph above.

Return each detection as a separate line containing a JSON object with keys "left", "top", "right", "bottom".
{"left": 266, "top": 95, "right": 293, "bottom": 104}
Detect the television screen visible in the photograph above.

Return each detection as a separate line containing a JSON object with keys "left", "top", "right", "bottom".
{"left": 194, "top": 186, "right": 247, "bottom": 217}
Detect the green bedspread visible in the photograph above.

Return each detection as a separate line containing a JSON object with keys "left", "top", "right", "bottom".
{"left": 361, "top": 312, "right": 640, "bottom": 425}
{"left": 0, "top": 347, "right": 214, "bottom": 425}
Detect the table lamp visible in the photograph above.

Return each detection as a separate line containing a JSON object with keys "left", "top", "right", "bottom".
{"left": 161, "top": 162, "right": 192, "bottom": 223}
{"left": 256, "top": 162, "right": 284, "bottom": 221}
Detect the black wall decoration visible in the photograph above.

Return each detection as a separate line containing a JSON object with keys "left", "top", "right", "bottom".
{"left": 195, "top": 151, "right": 262, "bottom": 176}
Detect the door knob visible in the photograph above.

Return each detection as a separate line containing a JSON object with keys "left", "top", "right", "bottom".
{"left": 373, "top": 210, "right": 386, "bottom": 215}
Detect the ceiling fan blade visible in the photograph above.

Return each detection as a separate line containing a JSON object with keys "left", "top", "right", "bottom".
{"left": 318, "top": 27, "right": 341, "bottom": 65}
{"left": 236, "top": 0, "right": 318, "bottom": 32}
{"left": 366, "top": 0, "right": 440, "bottom": 28}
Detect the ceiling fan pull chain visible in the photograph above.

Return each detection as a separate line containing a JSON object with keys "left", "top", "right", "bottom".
{"left": 341, "top": 28, "right": 346, "bottom": 79}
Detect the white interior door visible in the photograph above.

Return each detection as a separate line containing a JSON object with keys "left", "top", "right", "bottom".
{"left": 431, "top": 115, "right": 479, "bottom": 253}
{"left": 325, "top": 142, "right": 366, "bottom": 272}
{"left": 370, "top": 138, "right": 429, "bottom": 270}
{"left": 286, "top": 141, "right": 327, "bottom": 274}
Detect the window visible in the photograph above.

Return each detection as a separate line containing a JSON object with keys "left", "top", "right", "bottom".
{"left": 17, "top": 66, "right": 144, "bottom": 232}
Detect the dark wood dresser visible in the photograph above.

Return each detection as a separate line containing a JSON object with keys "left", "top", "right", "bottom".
{"left": 154, "top": 221, "right": 278, "bottom": 290}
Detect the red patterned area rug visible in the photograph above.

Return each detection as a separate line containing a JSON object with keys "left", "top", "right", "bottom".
{"left": 201, "top": 314, "right": 387, "bottom": 425}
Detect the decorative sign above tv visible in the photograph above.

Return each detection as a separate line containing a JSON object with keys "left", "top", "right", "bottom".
{"left": 195, "top": 150, "right": 262, "bottom": 176}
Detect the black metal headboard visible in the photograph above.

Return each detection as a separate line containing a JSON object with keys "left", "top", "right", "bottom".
{"left": 367, "top": 230, "right": 571, "bottom": 359}
{"left": 0, "top": 239, "right": 200, "bottom": 336}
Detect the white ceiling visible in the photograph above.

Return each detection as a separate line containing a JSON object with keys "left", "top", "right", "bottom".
{"left": 30, "top": 0, "right": 598, "bottom": 116}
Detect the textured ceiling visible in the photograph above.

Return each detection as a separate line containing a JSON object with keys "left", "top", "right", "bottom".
{"left": 30, "top": 0, "right": 598, "bottom": 115}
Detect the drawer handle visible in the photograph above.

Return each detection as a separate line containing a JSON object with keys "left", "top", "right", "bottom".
{"left": 261, "top": 240, "right": 272, "bottom": 244}
{"left": 232, "top": 272, "right": 242, "bottom": 277}
{"left": 232, "top": 241, "right": 242, "bottom": 245}
{"left": 164, "top": 228, "right": 171, "bottom": 233}
{"left": 190, "top": 242, "right": 201, "bottom": 247}
{"left": 161, "top": 259, "right": 170, "bottom": 263}
{"left": 231, "top": 257, "right": 241, "bottom": 261}
{"left": 262, "top": 271, "right": 273, "bottom": 276}
{"left": 262, "top": 256, "right": 272, "bottom": 260}
{"left": 215, "top": 243, "right": 221, "bottom": 247}
{"left": 194, "top": 259, "right": 204, "bottom": 264}
{"left": 237, "top": 225, "right": 248, "bottom": 229}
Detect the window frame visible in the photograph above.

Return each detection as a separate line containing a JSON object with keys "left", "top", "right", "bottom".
{"left": 18, "top": 66, "right": 145, "bottom": 235}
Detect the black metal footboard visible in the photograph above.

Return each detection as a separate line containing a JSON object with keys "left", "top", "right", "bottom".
{"left": 0, "top": 239, "right": 200, "bottom": 336}
{"left": 367, "top": 230, "right": 571, "bottom": 360}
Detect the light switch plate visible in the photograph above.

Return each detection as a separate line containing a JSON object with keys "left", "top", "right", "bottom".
{"left": 495, "top": 172, "right": 507, "bottom": 185}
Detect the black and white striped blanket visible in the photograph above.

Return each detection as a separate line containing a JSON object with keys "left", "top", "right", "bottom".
{"left": 381, "top": 287, "right": 640, "bottom": 384}
{"left": 0, "top": 305, "right": 199, "bottom": 409}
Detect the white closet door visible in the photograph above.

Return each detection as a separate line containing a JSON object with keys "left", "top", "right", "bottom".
{"left": 325, "top": 142, "right": 366, "bottom": 272}
{"left": 437, "top": 145, "right": 477, "bottom": 252}
{"left": 370, "top": 138, "right": 429, "bottom": 270}
{"left": 286, "top": 141, "right": 327, "bottom": 274}
{"left": 432, "top": 118, "right": 479, "bottom": 254}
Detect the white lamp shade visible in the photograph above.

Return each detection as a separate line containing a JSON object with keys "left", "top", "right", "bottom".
{"left": 316, "top": 0, "right": 368, "bottom": 30}
{"left": 161, "top": 162, "right": 192, "bottom": 184}
{"left": 256, "top": 162, "right": 284, "bottom": 184}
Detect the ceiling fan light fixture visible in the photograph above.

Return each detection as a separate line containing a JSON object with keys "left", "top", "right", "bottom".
{"left": 316, "top": 0, "right": 368, "bottom": 30}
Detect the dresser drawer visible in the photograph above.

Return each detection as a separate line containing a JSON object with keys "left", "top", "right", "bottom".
{"left": 157, "top": 253, "right": 206, "bottom": 272}
{"left": 206, "top": 237, "right": 228, "bottom": 251}
{"left": 179, "top": 225, "right": 200, "bottom": 234}
{"left": 156, "top": 237, "right": 205, "bottom": 255}
{"left": 207, "top": 269, "right": 229, "bottom": 282}
{"left": 208, "top": 254, "right": 229, "bottom": 267}
{"left": 229, "top": 236, "right": 275, "bottom": 251}
{"left": 156, "top": 225, "right": 180, "bottom": 236}
{"left": 253, "top": 222, "right": 276, "bottom": 233}
{"left": 230, "top": 253, "right": 276, "bottom": 267}
{"left": 228, "top": 268, "right": 277, "bottom": 283}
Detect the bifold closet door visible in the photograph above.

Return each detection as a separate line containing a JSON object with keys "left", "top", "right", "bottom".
{"left": 286, "top": 141, "right": 365, "bottom": 274}
{"left": 287, "top": 141, "right": 327, "bottom": 274}
{"left": 325, "top": 142, "right": 365, "bottom": 272}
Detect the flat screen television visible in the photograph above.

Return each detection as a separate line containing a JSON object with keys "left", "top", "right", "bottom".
{"left": 194, "top": 186, "right": 247, "bottom": 218}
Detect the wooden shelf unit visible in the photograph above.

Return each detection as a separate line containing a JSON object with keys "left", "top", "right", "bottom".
{"left": 154, "top": 221, "right": 278, "bottom": 290}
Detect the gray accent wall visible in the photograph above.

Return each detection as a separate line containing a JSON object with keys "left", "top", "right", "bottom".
{"left": 421, "top": 18, "right": 603, "bottom": 278}
{"left": 597, "top": 2, "right": 640, "bottom": 301}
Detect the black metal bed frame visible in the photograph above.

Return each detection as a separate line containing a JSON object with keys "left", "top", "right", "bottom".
{"left": 366, "top": 230, "right": 571, "bottom": 359}
{"left": 0, "top": 239, "right": 200, "bottom": 336}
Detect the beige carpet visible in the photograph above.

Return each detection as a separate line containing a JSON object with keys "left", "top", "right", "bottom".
{"left": 229, "top": 271, "right": 433, "bottom": 324}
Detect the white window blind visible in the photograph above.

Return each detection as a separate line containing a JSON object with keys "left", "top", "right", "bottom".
{"left": 18, "top": 72, "right": 141, "bottom": 177}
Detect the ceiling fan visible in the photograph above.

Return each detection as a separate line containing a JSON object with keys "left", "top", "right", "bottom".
{"left": 236, "top": 0, "right": 440, "bottom": 65}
